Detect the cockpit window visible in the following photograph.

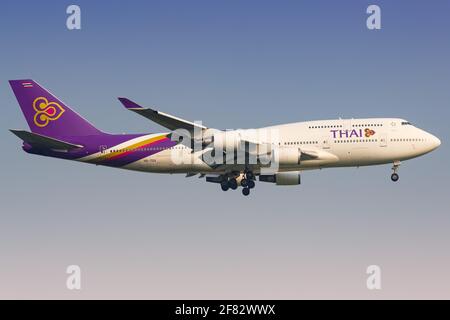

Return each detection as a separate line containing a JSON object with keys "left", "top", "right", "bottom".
{"left": 401, "top": 121, "right": 412, "bottom": 125}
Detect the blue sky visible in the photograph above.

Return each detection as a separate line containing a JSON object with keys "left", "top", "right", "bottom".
{"left": 1, "top": 0, "right": 449, "bottom": 298}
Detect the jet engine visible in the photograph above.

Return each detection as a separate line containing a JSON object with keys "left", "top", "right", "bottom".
{"left": 274, "top": 147, "right": 301, "bottom": 166}
{"left": 259, "top": 171, "right": 301, "bottom": 185}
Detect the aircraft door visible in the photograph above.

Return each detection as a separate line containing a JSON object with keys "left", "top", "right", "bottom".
{"left": 379, "top": 134, "right": 388, "bottom": 147}
{"left": 321, "top": 136, "right": 330, "bottom": 149}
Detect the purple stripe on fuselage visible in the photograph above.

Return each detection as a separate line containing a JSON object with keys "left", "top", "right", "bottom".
{"left": 22, "top": 133, "right": 178, "bottom": 167}
{"left": 100, "top": 137, "right": 178, "bottom": 167}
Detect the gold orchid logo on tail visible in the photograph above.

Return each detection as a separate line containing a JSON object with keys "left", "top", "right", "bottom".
{"left": 33, "top": 97, "right": 65, "bottom": 127}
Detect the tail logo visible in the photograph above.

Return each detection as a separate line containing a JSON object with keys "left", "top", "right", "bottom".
{"left": 32, "top": 97, "right": 65, "bottom": 127}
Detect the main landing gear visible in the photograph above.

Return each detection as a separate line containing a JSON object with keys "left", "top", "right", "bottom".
{"left": 240, "top": 170, "right": 255, "bottom": 196}
{"left": 391, "top": 161, "right": 400, "bottom": 182}
{"left": 220, "top": 178, "right": 238, "bottom": 191}
{"left": 241, "top": 180, "right": 255, "bottom": 196}
{"left": 220, "top": 170, "right": 256, "bottom": 196}
{"left": 220, "top": 181, "right": 229, "bottom": 191}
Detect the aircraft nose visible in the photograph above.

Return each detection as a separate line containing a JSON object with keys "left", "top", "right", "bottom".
{"left": 430, "top": 134, "right": 441, "bottom": 150}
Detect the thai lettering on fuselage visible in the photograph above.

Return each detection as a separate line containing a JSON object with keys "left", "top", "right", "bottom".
{"left": 330, "top": 128, "right": 375, "bottom": 139}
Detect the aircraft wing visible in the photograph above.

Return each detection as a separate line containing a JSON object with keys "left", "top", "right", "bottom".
{"left": 118, "top": 97, "right": 207, "bottom": 132}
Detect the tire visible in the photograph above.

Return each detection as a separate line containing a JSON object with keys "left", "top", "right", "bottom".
{"left": 242, "top": 188, "right": 250, "bottom": 196}
{"left": 229, "top": 178, "right": 238, "bottom": 190}
{"left": 221, "top": 182, "right": 229, "bottom": 191}
{"left": 247, "top": 179, "right": 255, "bottom": 189}
{"left": 391, "top": 173, "right": 399, "bottom": 182}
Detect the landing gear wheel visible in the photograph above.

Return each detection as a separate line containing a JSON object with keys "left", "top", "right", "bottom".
{"left": 221, "top": 181, "right": 229, "bottom": 191}
{"left": 391, "top": 161, "right": 401, "bottom": 182}
{"left": 241, "top": 178, "right": 248, "bottom": 188}
{"left": 247, "top": 179, "right": 255, "bottom": 189}
{"left": 228, "top": 178, "right": 238, "bottom": 190}
{"left": 242, "top": 188, "right": 250, "bottom": 196}
{"left": 246, "top": 171, "right": 254, "bottom": 180}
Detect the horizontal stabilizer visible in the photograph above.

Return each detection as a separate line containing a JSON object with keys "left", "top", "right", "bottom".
{"left": 118, "top": 97, "right": 207, "bottom": 132}
{"left": 10, "top": 129, "right": 83, "bottom": 150}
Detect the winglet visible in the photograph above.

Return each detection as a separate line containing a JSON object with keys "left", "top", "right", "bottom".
{"left": 118, "top": 97, "right": 146, "bottom": 110}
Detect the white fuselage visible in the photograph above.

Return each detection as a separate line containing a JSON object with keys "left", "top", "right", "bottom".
{"left": 122, "top": 118, "right": 441, "bottom": 174}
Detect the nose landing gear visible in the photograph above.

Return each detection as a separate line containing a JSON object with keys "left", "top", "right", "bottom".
{"left": 391, "top": 161, "right": 401, "bottom": 182}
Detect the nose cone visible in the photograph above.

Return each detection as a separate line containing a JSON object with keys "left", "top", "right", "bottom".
{"left": 429, "top": 134, "right": 441, "bottom": 151}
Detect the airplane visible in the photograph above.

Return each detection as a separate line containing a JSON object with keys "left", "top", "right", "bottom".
{"left": 9, "top": 79, "right": 441, "bottom": 196}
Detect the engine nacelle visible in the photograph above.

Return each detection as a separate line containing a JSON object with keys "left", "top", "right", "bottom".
{"left": 275, "top": 147, "right": 301, "bottom": 166}
{"left": 260, "top": 171, "right": 301, "bottom": 185}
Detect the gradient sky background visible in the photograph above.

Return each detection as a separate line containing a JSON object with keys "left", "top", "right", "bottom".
{"left": 1, "top": 0, "right": 449, "bottom": 299}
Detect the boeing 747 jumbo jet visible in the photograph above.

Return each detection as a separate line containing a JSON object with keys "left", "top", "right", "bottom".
{"left": 9, "top": 79, "right": 441, "bottom": 196}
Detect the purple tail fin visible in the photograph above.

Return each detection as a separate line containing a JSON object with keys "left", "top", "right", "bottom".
{"left": 9, "top": 79, "right": 102, "bottom": 138}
